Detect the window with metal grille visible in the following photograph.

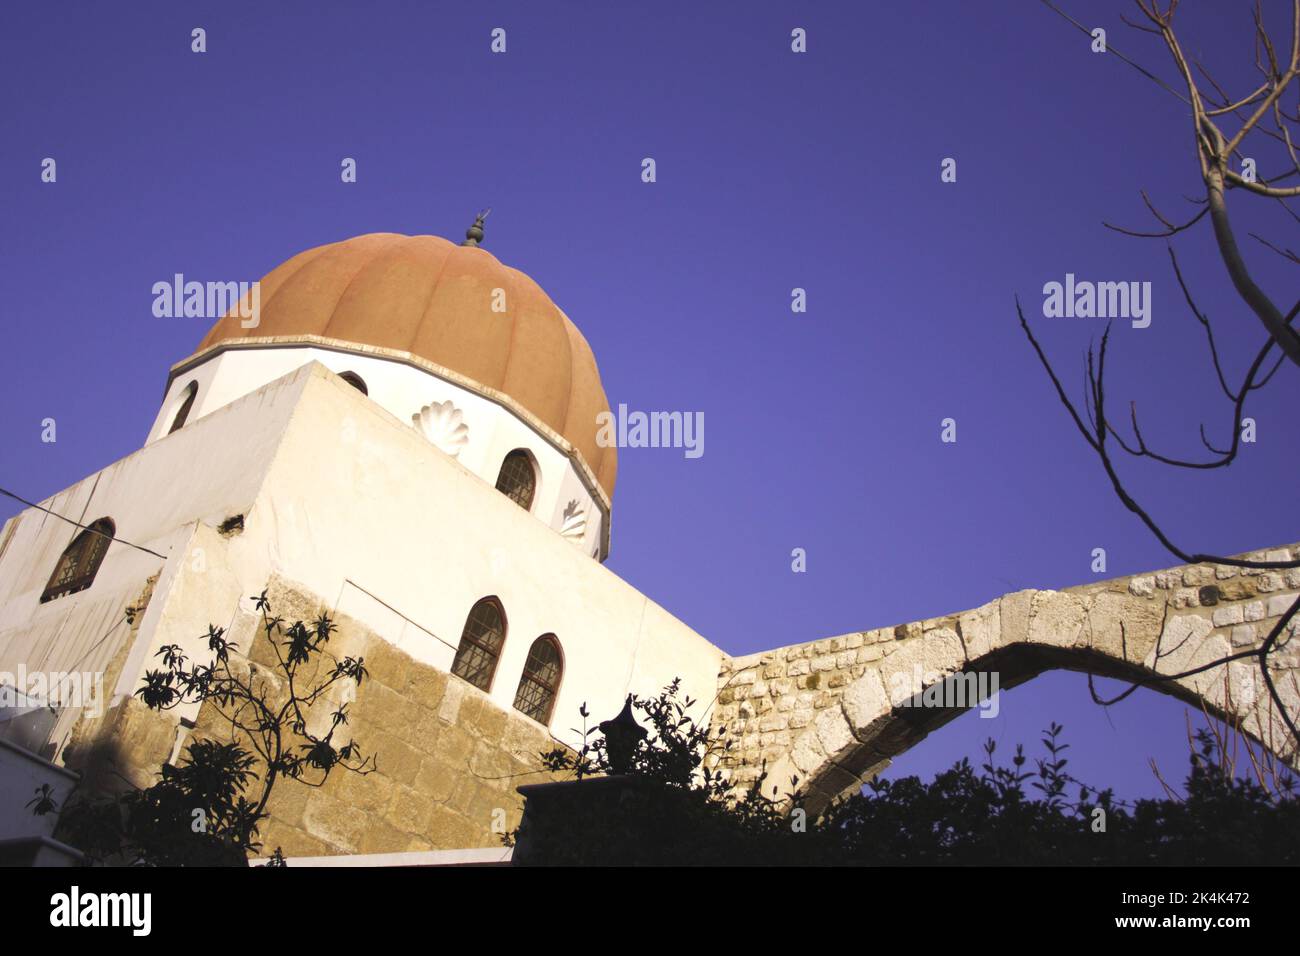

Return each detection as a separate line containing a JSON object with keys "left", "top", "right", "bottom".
{"left": 40, "top": 518, "right": 115, "bottom": 604}
{"left": 495, "top": 450, "right": 536, "bottom": 511}
{"left": 167, "top": 381, "right": 198, "bottom": 434}
{"left": 451, "top": 598, "right": 506, "bottom": 691}
{"left": 512, "top": 635, "right": 562, "bottom": 725}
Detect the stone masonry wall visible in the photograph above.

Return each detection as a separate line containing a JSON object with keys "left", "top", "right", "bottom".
{"left": 713, "top": 545, "right": 1300, "bottom": 803}
{"left": 715, "top": 626, "right": 898, "bottom": 791}
{"left": 174, "top": 576, "right": 568, "bottom": 857}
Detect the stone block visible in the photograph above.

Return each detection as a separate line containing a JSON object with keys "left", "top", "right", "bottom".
{"left": 301, "top": 792, "right": 370, "bottom": 853}
{"left": 1212, "top": 605, "right": 1244, "bottom": 627}
{"left": 363, "top": 638, "right": 414, "bottom": 691}
{"left": 426, "top": 804, "right": 480, "bottom": 849}
{"left": 438, "top": 678, "right": 467, "bottom": 724}
{"left": 840, "top": 671, "right": 891, "bottom": 742}
{"left": 1085, "top": 590, "right": 1163, "bottom": 662}
{"left": 789, "top": 729, "right": 828, "bottom": 776}
{"left": 469, "top": 739, "right": 515, "bottom": 780}
{"left": 386, "top": 784, "right": 438, "bottom": 836}
{"left": 466, "top": 697, "right": 510, "bottom": 743}
{"left": 414, "top": 758, "right": 458, "bottom": 803}
{"left": 1268, "top": 593, "right": 1299, "bottom": 618}
{"left": 1128, "top": 575, "right": 1155, "bottom": 597}
{"left": 405, "top": 666, "right": 448, "bottom": 712}
{"left": 330, "top": 765, "right": 394, "bottom": 814}
{"left": 1218, "top": 578, "right": 1258, "bottom": 601}
{"left": 357, "top": 819, "right": 409, "bottom": 855}
{"left": 1028, "top": 591, "right": 1086, "bottom": 648}
{"left": 1149, "top": 616, "right": 1231, "bottom": 701}
{"left": 411, "top": 705, "right": 444, "bottom": 754}
{"left": 264, "top": 776, "right": 312, "bottom": 829}
{"left": 435, "top": 723, "right": 476, "bottom": 767}
{"left": 788, "top": 709, "right": 813, "bottom": 729}
{"left": 998, "top": 590, "right": 1034, "bottom": 643}
{"left": 370, "top": 730, "right": 424, "bottom": 787}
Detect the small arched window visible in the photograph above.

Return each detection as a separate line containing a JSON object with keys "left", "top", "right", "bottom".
{"left": 512, "top": 636, "right": 562, "bottom": 725}
{"left": 495, "top": 450, "right": 536, "bottom": 512}
{"left": 339, "top": 371, "right": 368, "bottom": 395}
{"left": 40, "top": 518, "right": 115, "bottom": 604}
{"left": 167, "top": 382, "right": 198, "bottom": 434}
{"left": 451, "top": 597, "right": 506, "bottom": 691}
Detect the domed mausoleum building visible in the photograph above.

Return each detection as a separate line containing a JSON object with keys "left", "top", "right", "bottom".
{"left": 0, "top": 227, "right": 725, "bottom": 861}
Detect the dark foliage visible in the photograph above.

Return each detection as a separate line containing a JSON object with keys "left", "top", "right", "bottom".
{"left": 516, "top": 683, "right": 1300, "bottom": 865}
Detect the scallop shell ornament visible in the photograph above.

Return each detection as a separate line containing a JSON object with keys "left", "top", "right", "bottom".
{"left": 560, "top": 499, "right": 587, "bottom": 544}
{"left": 412, "top": 400, "right": 469, "bottom": 458}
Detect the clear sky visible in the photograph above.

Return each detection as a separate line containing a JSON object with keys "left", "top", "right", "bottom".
{"left": 2, "top": 1, "right": 1296, "bottom": 799}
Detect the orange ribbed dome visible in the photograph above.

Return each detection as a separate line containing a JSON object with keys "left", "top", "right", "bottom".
{"left": 195, "top": 232, "right": 617, "bottom": 498}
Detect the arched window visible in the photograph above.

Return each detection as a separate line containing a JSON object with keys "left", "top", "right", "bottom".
{"left": 450, "top": 597, "right": 506, "bottom": 691}
{"left": 495, "top": 450, "right": 536, "bottom": 512}
{"left": 40, "top": 518, "right": 115, "bottom": 604}
{"left": 512, "top": 636, "right": 562, "bottom": 725}
{"left": 339, "top": 371, "right": 368, "bottom": 395}
{"left": 167, "top": 381, "right": 198, "bottom": 434}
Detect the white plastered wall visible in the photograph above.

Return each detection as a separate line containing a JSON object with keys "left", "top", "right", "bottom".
{"left": 230, "top": 363, "right": 723, "bottom": 743}
{"left": 145, "top": 345, "right": 608, "bottom": 560}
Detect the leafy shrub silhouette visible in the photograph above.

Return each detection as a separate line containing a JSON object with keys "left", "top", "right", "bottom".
{"left": 517, "top": 682, "right": 1300, "bottom": 865}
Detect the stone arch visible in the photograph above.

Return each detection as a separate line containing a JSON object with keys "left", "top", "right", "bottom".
{"left": 713, "top": 549, "right": 1300, "bottom": 816}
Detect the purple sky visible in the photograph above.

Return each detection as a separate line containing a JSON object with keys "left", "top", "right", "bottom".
{"left": 3, "top": 1, "right": 1296, "bottom": 799}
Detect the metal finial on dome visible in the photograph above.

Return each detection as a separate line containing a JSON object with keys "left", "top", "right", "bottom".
{"left": 462, "top": 208, "right": 491, "bottom": 247}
